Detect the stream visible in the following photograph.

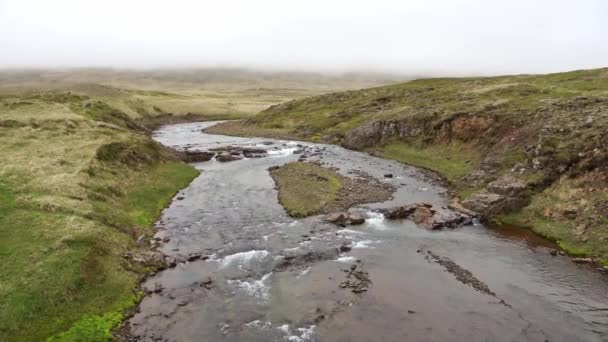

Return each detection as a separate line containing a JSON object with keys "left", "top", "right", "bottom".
{"left": 122, "top": 121, "right": 608, "bottom": 342}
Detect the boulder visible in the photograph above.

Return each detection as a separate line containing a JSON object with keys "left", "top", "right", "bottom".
{"left": 241, "top": 147, "right": 267, "bottom": 154}
{"left": 180, "top": 150, "right": 215, "bottom": 162}
{"left": 487, "top": 176, "right": 527, "bottom": 197}
{"left": 348, "top": 214, "right": 365, "bottom": 225}
{"left": 215, "top": 153, "right": 243, "bottom": 162}
{"left": 461, "top": 176, "right": 531, "bottom": 217}
{"left": 383, "top": 203, "right": 472, "bottom": 230}
{"left": 382, "top": 205, "right": 416, "bottom": 219}
{"left": 413, "top": 206, "right": 434, "bottom": 224}
{"left": 462, "top": 192, "right": 505, "bottom": 216}
{"left": 419, "top": 207, "right": 472, "bottom": 230}
{"left": 572, "top": 257, "right": 594, "bottom": 263}
{"left": 325, "top": 212, "right": 365, "bottom": 226}
{"left": 209, "top": 145, "right": 236, "bottom": 152}
{"left": 447, "top": 201, "right": 478, "bottom": 217}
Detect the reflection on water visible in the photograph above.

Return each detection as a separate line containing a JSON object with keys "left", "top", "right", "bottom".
{"left": 488, "top": 223, "right": 559, "bottom": 250}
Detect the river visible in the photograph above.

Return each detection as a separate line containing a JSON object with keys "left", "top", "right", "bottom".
{"left": 122, "top": 121, "right": 608, "bottom": 341}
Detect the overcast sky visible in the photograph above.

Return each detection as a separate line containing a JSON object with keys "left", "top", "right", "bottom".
{"left": 0, "top": 0, "right": 606, "bottom": 75}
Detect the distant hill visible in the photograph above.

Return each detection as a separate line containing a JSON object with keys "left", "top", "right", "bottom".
{"left": 0, "top": 67, "right": 407, "bottom": 93}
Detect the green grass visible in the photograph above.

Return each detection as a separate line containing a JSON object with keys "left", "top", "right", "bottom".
{"left": 270, "top": 162, "right": 342, "bottom": 217}
{"left": 0, "top": 161, "right": 198, "bottom": 341}
{"left": 379, "top": 141, "right": 481, "bottom": 182}
{"left": 48, "top": 312, "right": 124, "bottom": 342}
{"left": 0, "top": 93, "right": 200, "bottom": 341}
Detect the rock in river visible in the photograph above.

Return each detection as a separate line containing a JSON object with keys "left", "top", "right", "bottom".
{"left": 325, "top": 212, "right": 366, "bottom": 226}
{"left": 382, "top": 203, "right": 472, "bottom": 230}
{"left": 179, "top": 150, "right": 215, "bottom": 162}
{"left": 215, "top": 153, "right": 244, "bottom": 162}
{"left": 381, "top": 204, "right": 417, "bottom": 219}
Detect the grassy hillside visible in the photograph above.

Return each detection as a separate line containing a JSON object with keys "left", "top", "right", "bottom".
{"left": 208, "top": 68, "right": 608, "bottom": 262}
{"left": 0, "top": 89, "right": 204, "bottom": 341}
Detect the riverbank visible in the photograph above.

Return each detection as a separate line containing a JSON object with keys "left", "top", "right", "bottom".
{"left": 205, "top": 68, "right": 608, "bottom": 263}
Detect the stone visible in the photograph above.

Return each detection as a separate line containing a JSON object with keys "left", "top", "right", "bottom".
{"left": 572, "top": 257, "right": 594, "bottom": 263}
{"left": 447, "top": 201, "right": 478, "bottom": 217}
{"left": 136, "top": 235, "right": 146, "bottom": 248}
{"left": 487, "top": 176, "right": 527, "bottom": 197}
{"left": 462, "top": 192, "right": 505, "bottom": 216}
{"left": 413, "top": 206, "right": 433, "bottom": 224}
{"left": 165, "top": 257, "right": 177, "bottom": 268}
{"left": 179, "top": 150, "right": 215, "bottom": 162}
{"left": 562, "top": 208, "right": 578, "bottom": 220}
{"left": 325, "top": 212, "right": 365, "bottom": 226}
{"left": 152, "top": 282, "right": 163, "bottom": 293}
{"left": 347, "top": 214, "right": 365, "bottom": 225}
{"left": 382, "top": 205, "right": 416, "bottom": 219}
{"left": 215, "top": 153, "right": 243, "bottom": 162}
{"left": 339, "top": 243, "right": 352, "bottom": 253}
{"left": 241, "top": 147, "right": 267, "bottom": 154}
{"left": 384, "top": 174, "right": 393, "bottom": 178}
{"left": 421, "top": 208, "right": 472, "bottom": 230}
{"left": 186, "top": 253, "right": 203, "bottom": 262}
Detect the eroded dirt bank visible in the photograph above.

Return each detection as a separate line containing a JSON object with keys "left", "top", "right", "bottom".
{"left": 120, "top": 122, "right": 608, "bottom": 342}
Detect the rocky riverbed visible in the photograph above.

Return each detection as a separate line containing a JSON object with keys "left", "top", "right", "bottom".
{"left": 119, "top": 122, "right": 608, "bottom": 342}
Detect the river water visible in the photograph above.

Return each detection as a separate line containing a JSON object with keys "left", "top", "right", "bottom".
{"left": 123, "top": 122, "right": 608, "bottom": 342}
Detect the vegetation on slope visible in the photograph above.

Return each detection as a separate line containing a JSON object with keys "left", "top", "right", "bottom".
{"left": 0, "top": 91, "right": 199, "bottom": 341}
{"left": 210, "top": 68, "right": 608, "bottom": 261}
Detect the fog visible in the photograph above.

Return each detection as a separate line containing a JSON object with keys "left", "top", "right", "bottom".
{"left": 0, "top": 0, "right": 606, "bottom": 75}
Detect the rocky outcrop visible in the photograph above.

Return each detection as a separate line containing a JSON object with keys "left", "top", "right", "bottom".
{"left": 382, "top": 202, "right": 472, "bottom": 230}
{"left": 462, "top": 176, "right": 530, "bottom": 217}
{"left": 341, "top": 120, "right": 424, "bottom": 150}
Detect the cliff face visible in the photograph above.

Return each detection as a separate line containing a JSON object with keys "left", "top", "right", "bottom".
{"left": 209, "top": 68, "right": 608, "bottom": 261}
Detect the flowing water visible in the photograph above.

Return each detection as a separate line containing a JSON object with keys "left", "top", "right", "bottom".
{"left": 123, "top": 122, "right": 608, "bottom": 342}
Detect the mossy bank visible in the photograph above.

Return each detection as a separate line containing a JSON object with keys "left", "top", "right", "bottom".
{"left": 0, "top": 91, "right": 200, "bottom": 341}
{"left": 208, "top": 68, "right": 608, "bottom": 262}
